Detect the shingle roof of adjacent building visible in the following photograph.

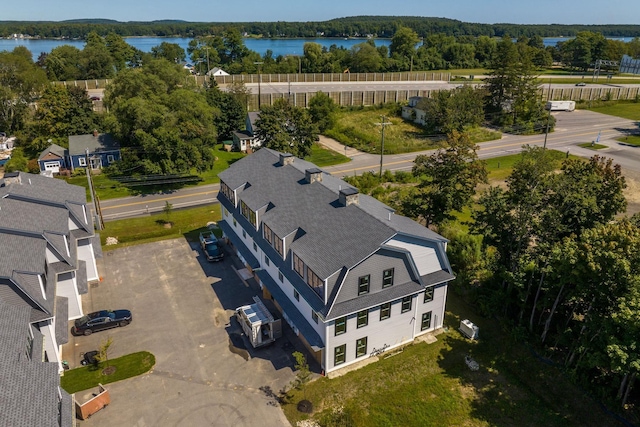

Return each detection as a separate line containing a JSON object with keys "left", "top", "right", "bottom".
{"left": 0, "top": 300, "right": 69, "bottom": 427}
{"left": 68, "top": 132, "right": 120, "bottom": 156}
{"left": 219, "top": 149, "right": 446, "bottom": 281}
{"left": 0, "top": 173, "right": 88, "bottom": 427}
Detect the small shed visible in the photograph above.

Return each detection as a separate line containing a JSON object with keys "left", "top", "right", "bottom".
{"left": 235, "top": 296, "right": 282, "bottom": 348}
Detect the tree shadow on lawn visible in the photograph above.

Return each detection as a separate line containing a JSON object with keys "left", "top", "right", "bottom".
{"left": 438, "top": 296, "right": 619, "bottom": 427}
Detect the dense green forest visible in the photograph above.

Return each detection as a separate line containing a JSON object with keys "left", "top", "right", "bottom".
{"left": 2, "top": 16, "right": 640, "bottom": 39}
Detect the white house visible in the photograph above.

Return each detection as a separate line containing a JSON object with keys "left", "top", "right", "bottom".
{"left": 206, "top": 67, "right": 230, "bottom": 77}
{"left": 217, "top": 149, "right": 453, "bottom": 374}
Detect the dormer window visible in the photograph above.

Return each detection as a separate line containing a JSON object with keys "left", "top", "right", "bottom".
{"left": 240, "top": 201, "right": 256, "bottom": 227}
{"left": 264, "top": 223, "right": 284, "bottom": 257}
{"left": 220, "top": 181, "right": 234, "bottom": 205}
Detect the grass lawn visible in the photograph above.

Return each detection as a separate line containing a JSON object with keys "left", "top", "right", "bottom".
{"left": 583, "top": 101, "right": 640, "bottom": 121}
{"left": 326, "top": 106, "right": 440, "bottom": 155}
{"left": 617, "top": 135, "right": 640, "bottom": 146}
{"left": 484, "top": 149, "right": 575, "bottom": 181}
{"left": 61, "top": 351, "right": 155, "bottom": 394}
{"left": 282, "top": 292, "right": 614, "bottom": 427}
{"left": 305, "top": 143, "right": 351, "bottom": 167}
{"left": 101, "top": 204, "right": 221, "bottom": 250}
{"left": 578, "top": 142, "right": 608, "bottom": 150}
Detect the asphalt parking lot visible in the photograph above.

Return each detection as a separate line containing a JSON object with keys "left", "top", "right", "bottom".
{"left": 63, "top": 239, "right": 295, "bottom": 426}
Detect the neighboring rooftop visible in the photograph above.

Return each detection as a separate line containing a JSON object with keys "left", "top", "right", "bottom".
{"left": 68, "top": 132, "right": 120, "bottom": 156}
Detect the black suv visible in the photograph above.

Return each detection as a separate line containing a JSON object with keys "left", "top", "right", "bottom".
{"left": 72, "top": 309, "right": 132, "bottom": 336}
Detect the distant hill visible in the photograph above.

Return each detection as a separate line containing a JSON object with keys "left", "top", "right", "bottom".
{"left": 0, "top": 16, "right": 639, "bottom": 39}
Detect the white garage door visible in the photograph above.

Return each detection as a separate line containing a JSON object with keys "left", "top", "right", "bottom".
{"left": 44, "top": 161, "right": 60, "bottom": 172}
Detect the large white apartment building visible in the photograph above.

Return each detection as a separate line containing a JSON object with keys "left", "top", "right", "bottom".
{"left": 217, "top": 149, "right": 453, "bottom": 373}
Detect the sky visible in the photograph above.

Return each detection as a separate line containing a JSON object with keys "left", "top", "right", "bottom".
{"left": 4, "top": 0, "right": 640, "bottom": 25}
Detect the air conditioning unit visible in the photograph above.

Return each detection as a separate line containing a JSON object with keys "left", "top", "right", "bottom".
{"left": 459, "top": 319, "right": 479, "bottom": 340}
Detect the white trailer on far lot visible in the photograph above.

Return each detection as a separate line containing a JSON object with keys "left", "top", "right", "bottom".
{"left": 546, "top": 100, "right": 576, "bottom": 111}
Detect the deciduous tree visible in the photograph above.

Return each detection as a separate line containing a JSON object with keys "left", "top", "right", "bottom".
{"left": 254, "top": 98, "right": 317, "bottom": 158}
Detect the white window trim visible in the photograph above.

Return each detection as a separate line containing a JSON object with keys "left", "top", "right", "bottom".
{"left": 78, "top": 157, "right": 87, "bottom": 167}
{"left": 107, "top": 154, "right": 115, "bottom": 163}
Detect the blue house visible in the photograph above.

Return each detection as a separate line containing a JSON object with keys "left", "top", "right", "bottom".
{"left": 37, "top": 143, "right": 68, "bottom": 173}
{"left": 68, "top": 131, "right": 121, "bottom": 171}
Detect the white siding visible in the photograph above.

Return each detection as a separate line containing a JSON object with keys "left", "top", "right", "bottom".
{"left": 56, "top": 272, "right": 82, "bottom": 319}
{"left": 325, "top": 297, "right": 417, "bottom": 373}
{"left": 77, "top": 239, "right": 98, "bottom": 281}
{"left": 39, "top": 319, "right": 63, "bottom": 371}
{"left": 414, "top": 284, "right": 447, "bottom": 337}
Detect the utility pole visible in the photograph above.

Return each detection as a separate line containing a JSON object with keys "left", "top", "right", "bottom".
{"left": 204, "top": 46, "right": 210, "bottom": 72}
{"left": 375, "top": 116, "right": 392, "bottom": 177}
{"left": 543, "top": 79, "right": 552, "bottom": 149}
{"left": 85, "top": 148, "right": 104, "bottom": 230}
{"left": 254, "top": 62, "right": 264, "bottom": 109}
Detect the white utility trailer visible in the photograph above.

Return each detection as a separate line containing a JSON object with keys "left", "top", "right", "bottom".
{"left": 545, "top": 100, "right": 575, "bottom": 111}
{"left": 235, "top": 296, "right": 282, "bottom": 348}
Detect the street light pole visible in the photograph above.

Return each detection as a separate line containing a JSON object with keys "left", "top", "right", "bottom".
{"left": 375, "top": 116, "right": 392, "bottom": 177}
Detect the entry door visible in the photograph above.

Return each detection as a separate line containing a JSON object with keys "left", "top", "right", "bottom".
{"left": 90, "top": 158, "right": 102, "bottom": 169}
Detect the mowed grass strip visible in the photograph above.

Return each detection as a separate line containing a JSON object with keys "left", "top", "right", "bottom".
{"left": 326, "top": 107, "right": 441, "bottom": 154}
{"left": 585, "top": 101, "right": 640, "bottom": 121}
{"left": 100, "top": 204, "right": 221, "bottom": 250}
{"left": 61, "top": 351, "right": 155, "bottom": 394}
{"left": 305, "top": 143, "right": 351, "bottom": 167}
{"left": 617, "top": 135, "right": 640, "bottom": 146}
{"left": 283, "top": 293, "right": 614, "bottom": 427}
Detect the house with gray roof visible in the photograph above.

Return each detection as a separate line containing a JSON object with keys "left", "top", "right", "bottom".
{"left": 68, "top": 131, "right": 121, "bottom": 171}
{"left": 38, "top": 143, "right": 68, "bottom": 174}
{"left": 217, "top": 149, "right": 453, "bottom": 373}
{"left": 0, "top": 172, "right": 100, "bottom": 425}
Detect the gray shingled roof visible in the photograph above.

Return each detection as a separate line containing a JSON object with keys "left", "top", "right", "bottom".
{"left": 37, "top": 143, "right": 66, "bottom": 161}
{"left": 219, "top": 149, "right": 447, "bottom": 282}
{"left": 219, "top": 149, "right": 398, "bottom": 280}
{"left": 0, "top": 300, "right": 70, "bottom": 427}
{"left": 68, "top": 132, "right": 120, "bottom": 156}
{"left": 55, "top": 296, "right": 69, "bottom": 345}
{"left": 0, "top": 172, "right": 86, "bottom": 204}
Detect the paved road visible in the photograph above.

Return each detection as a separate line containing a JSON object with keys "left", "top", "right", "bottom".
{"left": 97, "top": 110, "right": 638, "bottom": 221}
{"left": 322, "top": 109, "right": 639, "bottom": 177}
{"left": 100, "top": 183, "right": 220, "bottom": 221}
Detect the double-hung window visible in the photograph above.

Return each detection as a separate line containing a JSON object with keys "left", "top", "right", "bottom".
{"left": 401, "top": 296, "right": 412, "bottom": 313}
{"left": 383, "top": 268, "right": 394, "bottom": 288}
{"left": 334, "top": 344, "right": 346, "bottom": 366}
{"left": 424, "top": 287, "right": 434, "bottom": 303}
{"left": 380, "top": 302, "right": 391, "bottom": 320}
{"left": 421, "top": 311, "right": 432, "bottom": 330}
{"left": 335, "top": 317, "right": 347, "bottom": 335}
{"left": 358, "top": 275, "right": 370, "bottom": 295}
{"left": 357, "top": 310, "right": 369, "bottom": 328}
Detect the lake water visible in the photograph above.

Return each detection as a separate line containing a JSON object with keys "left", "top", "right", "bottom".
{"left": 0, "top": 36, "right": 634, "bottom": 61}
{"left": 0, "top": 36, "right": 392, "bottom": 61}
